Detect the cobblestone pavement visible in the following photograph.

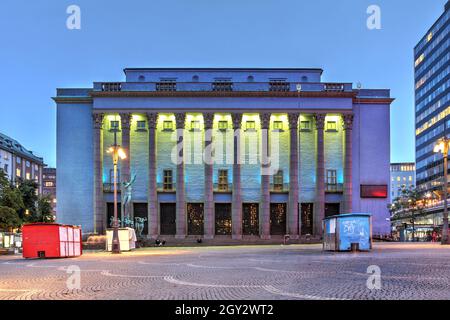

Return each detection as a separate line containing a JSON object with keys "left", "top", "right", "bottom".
{"left": 1, "top": 243, "right": 450, "bottom": 300}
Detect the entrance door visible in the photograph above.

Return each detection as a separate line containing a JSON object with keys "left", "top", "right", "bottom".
{"left": 133, "top": 203, "right": 148, "bottom": 235}
{"left": 300, "top": 203, "right": 314, "bottom": 235}
{"left": 215, "top": 203, "right": 232, "bottom": 235}
{"left": 325, "top": 203, "right": 340, "bottom": 217}
{"left": 270, "top": 203, "right": 287, "bottom": 235}
{"left": 107, "top": 202, "right": 121, "bottom": 228}
{"left": 188, "top": 203, "right": 204, "bottom": 235}
{"left": 243, "top": 203, "right": 259, "bottom": 235}
{"left": 160, "top": 203, "right": 176, "bottom": 235}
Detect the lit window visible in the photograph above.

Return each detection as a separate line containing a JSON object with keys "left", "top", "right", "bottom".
{"left": 16, "top": 168, "right": 21, "bottom": 177}
{"left": 397, "top": 177, "right": 401, "bottom": 182}
{"left": 163, "top": 170, "right": 173, "bottom": 190}
{"left": 218, "top": 121, "right": 228, "bottom": 131}
{"left": 415, "top": 54, "right": 425, "bottom": 67}
{"left": 110, "top": 120, "right": 120, "bottom": 131}
{"left": 326, "top": 170, "right": 337, "bottom": 185}
{"left": 326, "top": 121, "right": 337, "bottom": 131}
{"left": 427, "top": 32, "right": 433, "bottom": 42}
{"left": 273, "top": 121, "right": 283, "bottom": 130}
{"left": 25, "top": 172, "right": 31, "bottom": 180}
{"left": 300, "top": 121, "right": 311, "bottom": 131}
{"left": 218, "top": 170, "right": 229, "bottom": 191}
{"left": 245, "top": 121, "right": 256, "bottom": 131}
{"left": 45, "top": 182, "right": 54, "bottom": 187}
{"left": 409, "top": 176, "right": 412, "bottom": 181}
{"left": 136, "top": 120, "right": 146, "bottom": 130}
{"left": 190, "top": 120, "right": 200, "bottom": 131}
{"left": 163, "top": 121, "right": 174, "bottom": 131}
{"left": 273, "top": 170, "right": 284, "bottom": 191}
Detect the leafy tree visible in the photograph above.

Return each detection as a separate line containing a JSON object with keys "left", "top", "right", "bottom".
{"left": 0, "top": 206, "right": 21, "bottom": 231}
{"left": 34, "top": 195, "right": 54, "bottom": 223}
{"left": 17, "top": 179, "right": 38, "bottom": 218}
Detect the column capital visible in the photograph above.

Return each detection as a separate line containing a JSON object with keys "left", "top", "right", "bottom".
{"left": 120, "top": 113, "right": 132, "bottom": 130}
{"left": 174, "top": 112, "right": 186, "bottom": 128}
{"left": 231, "top": 113, "right": 243, "bottom": 129}
{"left": 288, "top": 113, "right": 300, "bottom": 129}
{"left": 342, "top": 114, "right": 354, "bottom": 130}
{"left": 314, "top": 113, "right": 326, "bottom": 130}
{"left": 92, "top": 113, "right": 104, "bottom": 129}
{"left": 146, "top": 112, "right": 158, "bottom": 129}
{"left": 203, "top": 112, "right": 215, "bottom": 129}
{"left": 260, "top": 112, "right": 271, "bottom": 129}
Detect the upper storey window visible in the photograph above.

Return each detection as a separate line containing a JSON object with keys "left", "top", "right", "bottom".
{"left": 156, "top": 79, "right": 177, "bottom": 92}
{"left": 212, "top": 79, "right": 233, "bottom": 92}
{"left": 269, "top": 79, "right": 290, "bottom": 92}
{"left": 163, "top": 121, "right": 174, "bottom": 131}
{"left": 326, "top": 121, "right": 337, "bottom": 132}
{"left": 110, "top": 120, "right": 120, "bottom": 131}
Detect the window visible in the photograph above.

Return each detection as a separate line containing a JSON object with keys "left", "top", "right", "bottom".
{"left": 136, "top": 120, "right": 146, "bottom": 130}
{"left": 397, "top": 177, "right": 401, "bottom": 182}
{"left": 360, "top": 185, "right": 388, "bottom": 198}
{"left": 45, "top": 182, "right": 54, "bottom": 187}
{"left": 247, "top": 75, "right": 254, "bottom": 82}
{"left": 218, "top": 120, "right": 228, "bottom": 131}
{"left": 110, "top": 120, "right": 120, "bottom": 131}
{"left": 300, "top": 120, "right": 311, "bottom": 131}
{"left": 273, "top": 121, "right": 283, "bottom": 131}
{"left": 25, "top": 172, "right": 31, "bottom": 180}
{"left": 109, "top": 169, "right": 120, "bottom": 184}
{"left": 273, "top": 170, "right": 284, "bottom": 191}
{"left": 245, "top": 121, "right": 256, "bottom": 131}
{"left": 218, "top": 170, "right": 229, "bottom": 191}
{"left": 16, "top": 168, "right": 21, "bottom": 177}
{"left": 326, "top": 121, "right": 337, "bottom": 131}
{"left": 156, "top": 80, "right": 177, "bottom": 92}
{"left": 163, "top": 121, "right": 174, "bottom": 131}
{"left": 326, "top": 170, "right": 337, "bottom": 185}
{"left": 190, "top": 120, "right": 200, "bottom": 131}
{"left": 4, "top": 164, "right": 8, "bottom": 172}
{"left": 25, "top": 161, "right": 30, "bottom": 168}
{"left": 212, "top": 80, "right": 233, "bottom": 92}
{"left": 16, "top": 157, "right": 21, "bottom": 164}
{"left": 138, "top": 75, "right": 145, "bottom": 82}
{"left": 269, "top": 80, "right": 289, "bottom": 92}
{"left": 409, "top": 176, "right": 412, "bottom": 181}
{"left": 192, "top": 75, "right": 199, "bottom": 82}
{"left": 163, "top": 170, "right": 173, "bottom": 191}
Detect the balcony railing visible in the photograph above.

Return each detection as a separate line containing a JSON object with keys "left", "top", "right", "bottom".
{"left": 93, "top": 81, "right": 354, "bottom": 93}
{"left": 325, "top": 183, "right": 343, "bottom": 193}
{"left": 270, "top": 183, "right": 290, "bottom": 192}
{"left": 103, "top": 183, "right": 121, "bottom": 193}
{"left": 156, "top": 182, "right": 176, "bottom": 192}
{"left": 213, "top": 182, "right": 232, "bottom": 192}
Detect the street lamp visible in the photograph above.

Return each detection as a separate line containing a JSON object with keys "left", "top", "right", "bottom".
{"left": 107, "top": 132, "right": 127, "bottom": 254}
{"left": 433, "top": 137, "right": 450, "bottom": 245}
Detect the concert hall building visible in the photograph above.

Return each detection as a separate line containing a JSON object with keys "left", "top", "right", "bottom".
{"left": 54, "top": 67, "right": 393, "bottom": 239}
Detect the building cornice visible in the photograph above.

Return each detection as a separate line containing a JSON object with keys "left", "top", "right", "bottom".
{"left": 52, "top": 96, "right": 93, "bottom": 104}
{"left": 354, "top": 97, "right": 395, "bottom": 104}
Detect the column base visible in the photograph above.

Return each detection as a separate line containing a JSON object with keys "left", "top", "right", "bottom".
{"left": 260, "top": 234, "right": 271, "bottom": 240}
{"left": 175, "top": 234, "right": 186, "bottom": 239}
{"left": 232, "top": 234, "right": 242, "bottom": 240}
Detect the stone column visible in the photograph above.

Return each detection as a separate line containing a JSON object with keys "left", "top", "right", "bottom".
{"left": 147, "top": 112, "right": 158, "bottom": 238}
{"left": 204, "top": 113, "right": 215, "bottom": 239}
{"left": 231, "top": 113, "right": 243, "bottom": 239}
{"left": 120, "top": 113, "right": 132, "bottom": 222}
{"left": 260, "top": 112, "right": 271, "bottom": 239}
{"left": 175, "top": 113, "right": 186, "bottom": 238}
{"left": 342, "top": 114, "right": 354, "bottom": 213}
{"left": 93, "top": 113, "right": 105, "bottom": 234}
{"left": 314, "top": 114, "right": 326, "bottom": 236}
{"left": 288, "top": 113, "right": 300, "bottom": 238}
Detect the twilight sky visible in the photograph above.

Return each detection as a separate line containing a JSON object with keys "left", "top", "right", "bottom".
{"left": 0, "top": 0, "right": 446, "bottom": 168}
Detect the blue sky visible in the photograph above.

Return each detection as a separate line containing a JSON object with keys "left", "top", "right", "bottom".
{"left": 0, "top": 0, "right": 446, "bottom": 168}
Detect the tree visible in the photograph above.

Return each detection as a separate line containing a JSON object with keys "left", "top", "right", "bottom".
{"left": 17, "top": 179, "right": 38, "bottom": 220}
{"left": 35, "top": 195, "right": 54, "bottom": 223}
{"left": 0, "top": 206, "right": 21, "bottom": 232}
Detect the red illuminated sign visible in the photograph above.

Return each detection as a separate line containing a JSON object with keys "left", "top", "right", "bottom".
{"left": 360, "top": 185, "right": 388, "bottom": 198}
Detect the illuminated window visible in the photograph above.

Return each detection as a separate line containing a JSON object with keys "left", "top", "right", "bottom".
{"left": 190, "top": 120, "right": 200, "bottom": 131}
{"left": 427, "top": 32, "right": 433, "bottom": 42}
{"left": 16, "top": 168, "right": 21, "bottom": 177}
{"left": 45, "top": 182, "right": 54, "bottom": 187}
{"left": 326, "top": 121, "right": 337, "bottom": 131}
{"left": 397, "top": 177, "right": 401, "bottom": 182}
{"left": 25, "top": 172, "right": 30, "bottom": 180}
{"left": 163, "top": 170, "right": 173, "bottom": 191}
{"left": 273, "top": 121, "right": 283, "bottom": 130}
{"left": 245, "top": 121, "right": 256, "bottom": 131}
{"left": 218, "top": 170, "right": 229, "bottom": 191}
{"left": 300, "top": 120, "right": 311, "bottom": 131}
{"left": 326, "top": 170, "right": 337, "bottom": 185}
{"left": 409, "top": 176, "right": 412, "bottom": 181}
{"left": 415, "top": 54, "right": 425, "bottom": 67}
{"left": 218, "top": 120, "right": 228, "bottom": 131}
{"left": 163, "top": 121, "right": 174, "bottom": 131}
{"left": 273, "top": 170, "right": 284, "bottom": 191}
{"left": 136, "top": 120, "right": 146, "bottom": 130}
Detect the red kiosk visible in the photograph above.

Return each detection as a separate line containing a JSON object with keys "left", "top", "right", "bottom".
{"left": 22, "top": 223, "right": 82, "bottom": 259}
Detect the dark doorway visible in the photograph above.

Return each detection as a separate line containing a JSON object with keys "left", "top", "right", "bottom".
{"left": 160, "top": 203, "right": 176, "bottom": 235}
{"left": 325, "top": 203, "right": 340, "bottom": 217}
{"left": 133, "top": 203, "right": 148, "bottom": 235}
{"left": 188, "top": 203, "right": 204, "bottom": 235}
{"left": 270, "top": 203, "right": 287, "bottom": 235}
{"left": 243, "top": 203, "right": 259, "bottom": 235}
{"left": 300, "top": 203, "right": 314, "bottom": 235}
{"left": 107, "top": 202, "right": 121, "bottom": 228}
{"left": 215, "top": 203, "right": 232, "bottom": 235}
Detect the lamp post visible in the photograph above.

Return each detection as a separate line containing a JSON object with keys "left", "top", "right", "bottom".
{"left": 433, "top": 137, "right": 450, "bottom": 245}
{"left": 107, "top": 132, "right": 127, "bottom": 254}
